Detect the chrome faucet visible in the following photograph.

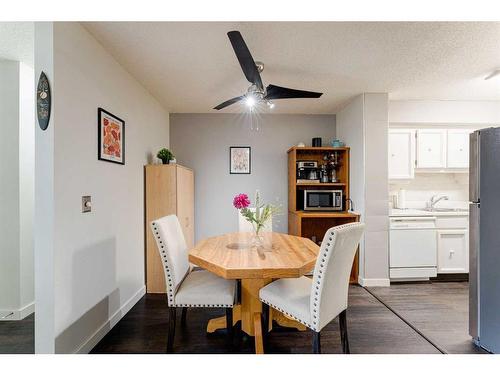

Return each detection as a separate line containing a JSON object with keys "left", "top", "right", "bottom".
{"left": 428, "top": 194, "right": 449, "bottom": 209}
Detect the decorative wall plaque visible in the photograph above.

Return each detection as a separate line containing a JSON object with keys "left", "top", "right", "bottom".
{"left": 36, "top": 72, "right": 51, "bottom": 131}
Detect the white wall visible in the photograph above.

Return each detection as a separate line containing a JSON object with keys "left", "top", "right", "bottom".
{"left": 363, "top": 94, "right": 389, "bottom": 284}
{"left": 34, "top": 22, "right": 56, "bottom": 353}
{"left": 35, "top": 22, "right": 170, "bottom": 353}
{"left": 19, "top": 62, "right": 35, "bottom": 314}
{"left": 53, "top": 22, "right": 170, "bottom": 353}
{"left": 389, "top": 100, "right": 500, "bottom": 125}
{"left": 0, "top": 60, "right": 21, "bottom": 316}
{"left": 336, "top": 95, "right": 365, "bottom": 277}
{"left": 0, "top": 60, "right": 34, "bottom": 320}
{"left": 170, "top": 113, "right": 336, "bottom": 241}
{"left": 337, "top": 93, "right": 389, "bottom": 286}
{"left": 389, "top": 173, "right": 469, "bottom": 209}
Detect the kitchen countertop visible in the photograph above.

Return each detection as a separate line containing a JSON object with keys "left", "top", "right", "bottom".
{"left": 390, "top": 208, "right": 469, "bottom": 217}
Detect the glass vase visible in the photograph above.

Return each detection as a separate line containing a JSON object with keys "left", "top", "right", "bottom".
{"left": 250, "top": 221, "right": 271, "bottom": 251}
{"left": 250, "top": 231, "right": 265, "bottom": 250}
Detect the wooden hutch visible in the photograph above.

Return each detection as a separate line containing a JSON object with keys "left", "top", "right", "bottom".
{"left": 287, "top": 146, "right": 360, "bottom": 283}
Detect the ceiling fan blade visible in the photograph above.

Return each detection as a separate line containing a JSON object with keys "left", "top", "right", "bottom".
{"left": 227, "top": 31, "right": 263, "bottom": 91}
{"left": 264, "top": 84, "right": 323, "bottom": 100}
{"left": 213, "top": 96, "right": 245, "bottom": 110}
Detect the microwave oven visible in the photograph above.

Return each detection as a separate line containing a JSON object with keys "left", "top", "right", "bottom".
{"left": 303, "top": 190, "right": 343, "bottom": 211}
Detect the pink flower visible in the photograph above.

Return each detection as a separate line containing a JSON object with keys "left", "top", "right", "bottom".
{"left": 233, "top": 193, "right": 250, "bottom": 209}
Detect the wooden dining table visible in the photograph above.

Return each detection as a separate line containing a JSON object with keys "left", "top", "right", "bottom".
{"left": 189, "top": 231, "right": 319, "bottom": 353}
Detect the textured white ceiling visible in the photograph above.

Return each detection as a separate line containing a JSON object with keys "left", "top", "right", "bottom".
{"left": 83, "top": 22, "right": 500, "bottom": 114}
{"left": 0, "top": 22, "right": 33, "bottom": 66}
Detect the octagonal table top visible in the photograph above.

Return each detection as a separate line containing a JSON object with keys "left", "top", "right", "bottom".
{"left": 188, "top": 232, "right": 319, "bottom": 279}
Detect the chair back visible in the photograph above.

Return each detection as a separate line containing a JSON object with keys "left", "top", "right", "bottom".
{"left": 310, "top": 222, "right": 365, "bottom": 331}
{"left": 238, "top": 208, "right": 273, "bottom": 232}
{"left": 151, "top": 215, "right": 190, "bottom": 305}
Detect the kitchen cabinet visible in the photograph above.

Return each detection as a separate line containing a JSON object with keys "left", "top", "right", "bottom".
{"left": 389, "top": 212, "right": 469, "bottom": 278}
{"left": 416, "top": 129, "right": 447, "bottom": 168}
{"left": 388, "top": 129, "right": 415, "bottom": 179}
{"left": 447, "top": 129, "right": 471, "bottom": 168}
{"left": 436, "top": 215, "right": 469, "bottom": 274}
{"left": 389, "top": 128, "right": 472, "bottom": 171}
{"left": 437, "top": 229, "right": 468, "bottom": 273}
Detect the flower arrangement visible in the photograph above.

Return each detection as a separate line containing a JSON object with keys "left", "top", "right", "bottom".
{"left": 157, "top": 148, "right": 175, "bottom": 164}
{"left": 233, "top": 191, "right": 280, "bottom": 237}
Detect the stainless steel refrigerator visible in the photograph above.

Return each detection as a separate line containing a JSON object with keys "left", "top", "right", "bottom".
{"left": 469, "top": 127, "right": 500, "bottom": 353}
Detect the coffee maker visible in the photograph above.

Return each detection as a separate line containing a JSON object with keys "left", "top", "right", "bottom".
{"left": 296, "top": 161, "right": 319, "bottom": 183}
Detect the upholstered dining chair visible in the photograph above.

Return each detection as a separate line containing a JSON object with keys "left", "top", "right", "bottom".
{"left": 151, "top": 215, "right": 237, "bottom": 352}
{"left": 259, "top": 222, "right": 365, "bottom": 354}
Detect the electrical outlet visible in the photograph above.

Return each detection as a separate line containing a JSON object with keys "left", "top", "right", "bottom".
{"left": 82, "top": 196, "right": 91, "bottom": 213}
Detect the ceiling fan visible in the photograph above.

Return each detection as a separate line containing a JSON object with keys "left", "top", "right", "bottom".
{"left": 214, "top": 31, "right": 323, "bottom": 110}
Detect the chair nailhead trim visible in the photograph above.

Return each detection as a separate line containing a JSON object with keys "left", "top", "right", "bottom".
{"left": 260, "top": 299, "right": 318, "bottom": 332}
{"left": 152, "top": 221, "right": 177, "bottom": 304}
{"left": 170, "top": 303, "right": 234, "bottom": 308}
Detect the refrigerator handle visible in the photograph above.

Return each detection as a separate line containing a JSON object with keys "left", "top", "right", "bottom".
{"left": 470, "top": 131, "right": 480, "bottom": 203}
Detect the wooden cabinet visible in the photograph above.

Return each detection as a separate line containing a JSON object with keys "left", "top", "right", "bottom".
{"left": 388, "top": 129, "right": 415, "bottom": 179}
{"left": 447, "top": 129, "right": 471, "bottom": 168}
{"left": 416, "top": 129, "right": 447, "bottom": 168}
{"left": 145, "top": 164, "right": 194, "bottom": 293}
{"left": 175, "top": 166, "right": 195, "bottom": 248}
{"left": 437, "top": 229, "right": 468, "bottom": 273}
{"left": 287, "top": 146, "right": 360, "bottom": 283}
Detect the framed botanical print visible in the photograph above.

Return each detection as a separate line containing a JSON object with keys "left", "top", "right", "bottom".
{"left": 98, "top": 108, "right": 125, "bottom": 165}
{"left": 230, "top": 146, "right": 251, "bottom": 174}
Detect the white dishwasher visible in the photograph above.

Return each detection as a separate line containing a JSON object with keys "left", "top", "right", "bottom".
{"left": 389, "top": 216, "right": 437, "bottom": 280}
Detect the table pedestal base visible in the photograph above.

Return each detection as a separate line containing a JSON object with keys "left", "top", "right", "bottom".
{"left": 206, "top": 278, "right": 306, "bottom": 353}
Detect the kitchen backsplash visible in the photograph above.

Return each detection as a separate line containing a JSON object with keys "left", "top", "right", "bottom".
{"left": 389, "top": 173, "right": 468, "bottom": 209}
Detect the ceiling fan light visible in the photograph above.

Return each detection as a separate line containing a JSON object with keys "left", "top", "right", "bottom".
{"left": 267, "top": 101, "right": 275, "bottom": 109}
{"left": 245, "top": 95, "right": 256, "bottom": 108}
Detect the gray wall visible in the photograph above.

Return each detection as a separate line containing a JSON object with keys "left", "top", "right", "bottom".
{"left": 170, "top": 113, "right": 336, "bottom": 241}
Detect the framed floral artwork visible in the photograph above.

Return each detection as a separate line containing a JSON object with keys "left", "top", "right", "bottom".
{"left": 98, "top": 108, "right": 125, "bottom": 165}
{"left": 230, "top": 146, "right": 251, "bottom": 174}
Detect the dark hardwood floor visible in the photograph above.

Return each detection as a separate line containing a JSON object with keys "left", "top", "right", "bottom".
{"left": 367, "top": 281, "right": 486, "bottom": 354}
{"left": 91, "top": 286, "right": 442, "bottom": 354}
{"left": 0, "top": 313, "right": 34, "bottom": 354}
{"left": 0, "top": 284, "right": 483, "bottom": 354}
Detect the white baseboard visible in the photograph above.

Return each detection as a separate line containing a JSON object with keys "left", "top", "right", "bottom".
{"left": 74, "top": 285, "right": 146, "bottom": 354}
{"left": 0, "top": 301, "right": 35, "bottom": 321}
{"left": 19, "top": 302, "right": 35, "bottom": 319}
{"left": 358, "top": 277, "right": 390, "bottom": 287}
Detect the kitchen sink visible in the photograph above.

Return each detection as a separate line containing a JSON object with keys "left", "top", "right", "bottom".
{"left": 423, "top": 207, "right": 469, "bottom": 212}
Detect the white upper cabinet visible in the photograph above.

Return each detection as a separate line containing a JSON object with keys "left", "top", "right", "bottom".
{"left": 447, "top": 129, "right": 471, "bottom": 168}
{"left": 416, "top": 129, "right": 447, "bottom": 168}
{"left": 388, "top": 129, "right": 415, "bottom": 179}
{"left": 389, "top": 127, "right": 473, "bottom": 174}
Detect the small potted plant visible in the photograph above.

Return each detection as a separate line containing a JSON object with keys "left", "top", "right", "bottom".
{"left": 157, "top": 148, "right": 174, "bottom": 165}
